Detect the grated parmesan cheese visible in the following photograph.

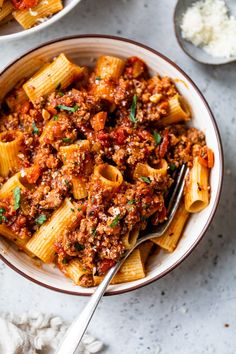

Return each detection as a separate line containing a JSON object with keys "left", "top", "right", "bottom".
{"left": 181, "top": 0, "right": 236, "bottom": 58}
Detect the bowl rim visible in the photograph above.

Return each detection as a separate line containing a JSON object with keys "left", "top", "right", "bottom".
{"left": 0, "top": 0, "right": 82, "bottom": 42}
{"left": 0, "top": 34, "right": 224, "bottom": 296}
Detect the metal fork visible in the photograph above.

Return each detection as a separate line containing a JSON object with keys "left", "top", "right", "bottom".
{"left": 57, "top": 164, "right": 188, "bottom": 354}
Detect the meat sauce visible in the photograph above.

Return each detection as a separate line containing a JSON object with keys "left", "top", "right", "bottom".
{"left": 0, "top": 56, "right": 208, "bottom": 287}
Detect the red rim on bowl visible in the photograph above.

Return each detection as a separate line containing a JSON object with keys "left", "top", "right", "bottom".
{"left": 0, "top": 35, "right": 224, "bottom": 296}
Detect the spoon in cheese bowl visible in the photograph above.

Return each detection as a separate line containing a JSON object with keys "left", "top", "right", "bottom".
{"left": 174, "top": 0, "right": 236, "bottom": 64}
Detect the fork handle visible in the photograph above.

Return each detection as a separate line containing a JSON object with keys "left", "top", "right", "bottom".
{"left": 56, "top": 259, "right": 126, "bottom": 354}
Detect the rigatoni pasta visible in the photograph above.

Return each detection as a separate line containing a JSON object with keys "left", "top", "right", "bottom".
{"left": 0, "top": 131, "right": 23, "bottom": 177}
{"left": 26, "top": 198, "right": 79, "bottom": 263}
{"left": 0, "top": 0, "right": 13, "bottom": 22}
{"left": 0, "top": 54, "right": 214, "bottom": 287}
{"left": 23, "top": 54, "right": 84, "bottom": 104}
{"left": 12, "top": 0, "right": 63, "bottom": 29}
{"left": 0, "top": 0, "right": 64, "bottom": 30}
{"left": 185, "top": 157, "right": 210, "bottom": 213}
{"left": 152, "top": 202, "right": 189, "bottom": 252}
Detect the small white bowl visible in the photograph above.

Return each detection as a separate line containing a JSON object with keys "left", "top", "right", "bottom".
{"left": 0, "top": 35, "right": 223, "bottom": 296}
{"left": 0, "top": 0, "right": 82, "bottom": 41}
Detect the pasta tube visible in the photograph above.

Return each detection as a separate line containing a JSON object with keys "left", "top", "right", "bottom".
{"left": 0, "top": 224, "right": 32, "bottom": 255}
{"left": 185, "top": 157, "right": 210, "bottom": 213}
{"left": 0, "top": 0, "right": 13, "bottom": 22}
{"left": 95, "top": 56, "right": 125, "bottom": 81}
{"left": 94, "top": 241, "right": 153, "bottom": 285}
{"left": 65, "top": 259, "right": 90, "bottom": 285}
{"left": 5, "top": 87, "right": 28, "bottom": 111}
{"left": 94, "top": 164, "right": 123, "bottom": 190}
{"left": 0, "top": 172, "right": 26, "bottom": 199}
{"left": 0, "top": 131, "right": 24, "bottom": 177}
{"left": 72, "top": 177, "right": 87, "bottom": 200}
{"left": 23, "top": 53, "right": 84, "bottom": 104}
{"left": 152, "top": 202, "right": 189, "bottom": 252}
{"left": 26, "top": 198, "right": 79, "bottom": 263}
{"left": 12, "top": 0, "right": 63, "bottom": 29}
{"left": 122, "top": 227, "right": 139, "bottom": 250}
{"left": 134, "top": 159, "right": 168, "bottom": 179}
{"left": 160, "top": 94, "right": 191, "bottom": 126}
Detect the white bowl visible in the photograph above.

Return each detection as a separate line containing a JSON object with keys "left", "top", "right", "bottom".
{"left": 0, "top": 35, "right": 223, "bottom": 296}
{"left": 0, "top": 0, "right": 81, "bottom": 41}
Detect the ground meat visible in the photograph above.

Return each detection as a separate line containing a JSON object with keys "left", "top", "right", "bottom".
{"left": 0, "top": 55, "right": 211, "bottom": 288}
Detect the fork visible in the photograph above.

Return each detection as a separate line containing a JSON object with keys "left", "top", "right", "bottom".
{"left": 57, "top": 164, "right": 188, "bottom": 354}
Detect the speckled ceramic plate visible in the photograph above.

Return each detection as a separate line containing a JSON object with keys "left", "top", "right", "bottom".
{"left": 0, "top": 35, "right": 223, "bottom": 296}
{"left": 0, "top": 0, "right": 82, "bottom": 41}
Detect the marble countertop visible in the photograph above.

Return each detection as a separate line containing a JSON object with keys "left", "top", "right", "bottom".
{"left": 0, "top": 0, "right": 236, "bottom": 353}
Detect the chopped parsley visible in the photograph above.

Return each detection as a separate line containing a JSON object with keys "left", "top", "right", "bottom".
{"left": 110, "top": 215, "right": 120, "bottom": 228}
{"left": 140, "top": 176, "right": 151, "bottom": 184}
{"left": 169, "top": 163, "right": 176, "bottom": 172}
{"left": 91, "top": 228, "right": 97, "bottom": 236}
{"left": 53, "top": 115, "right": 58, "bottom": 121}
{"left": 13, "top": 187, "right": 21, "bottom": 210}
{"left": 74, "top": 242, "right": 85, "bottom": 251}
{"left": 32, "top": 121, "right": 39, "bottom": 135}
{"left": 130, "top": 95, "right": 138, "bottom": 123}
{"left": 64, "top": 179, "right": 70, "bottom": 186}
{"left": 77, "top": 207, "right": 82, "bottom": 211}
{"left": 127, "top": 199, "right": 136, "bottom": 205}
{"left": 57, "top": 104, "right": 79, "bottom": 113}
{"left": 62, "top": 137, "right": 72, "bottom": 143}
{"left": 0, "top": 208, "right": 7, "bottom": 224}
{"left": 70, "top": 208, "right": 75, "bottom": 212}
{"left": 62, "top": 258, "right": 69, "bottom": 264}
{"left": 153, "top": 131, "right": 162, "bottom": 145}
{"left": 95, "top": 76, "right": 101, "bottom": 81}
{"left": 35, "top": 214, "right": 47, "bottom": 225}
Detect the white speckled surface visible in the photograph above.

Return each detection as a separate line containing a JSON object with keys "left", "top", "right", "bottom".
{"left": 0, "top": 0, "right": 235, "bottom": 353}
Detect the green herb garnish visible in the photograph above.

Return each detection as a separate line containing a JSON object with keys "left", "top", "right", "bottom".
{"left": 95, "top": 76, "right": 101, "bottom": 81}
{"left": 57, "top": 104, "right": 79, "bottom": 113}
{"left": 62, "top": 258, "right": 69, "bottom": 264}
{"left": 13, "top": 187, "right": 21, "bottom": 210}
{"left": 53, "top": 115, "right": 58, "bottom": 121}
{"left": 91, "top": 228, "right": 97, "bottom": 236}
{"left": 70, "top": 208, "right": 75, "bottom": 212}
{"left": 35, "top": 214, "right": 47, "bottom": 225}
{"left": 128, "top": 199, "right": 136, "bottom": 205}
{"left": 153, "top": 131, "right": 162, "bottom": 145}
{"left": 110, "top": 215, "right": 120, "bottom": 228}
{"left": 32, "top": 121, "right": 39, "bottom": 135}
{"left": 169, "top": 163, "right": 176, "bottom": 172}
{"left": 130, "top": 95, "right": 137, "bottom": 123}
{"left": 140, "top": 176, "right": 151, "bottom": 184}
{"left": 0, "top": 208, "right": 7, "bottom": 224}
{"left": 64, "top": 179, "right": 70, "bottom": 186}
{"left": 74, "top": 242, "right": 85, "bottom": 251}
{"left": 62, "top": 138, "right": 72, "bottom": 143}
